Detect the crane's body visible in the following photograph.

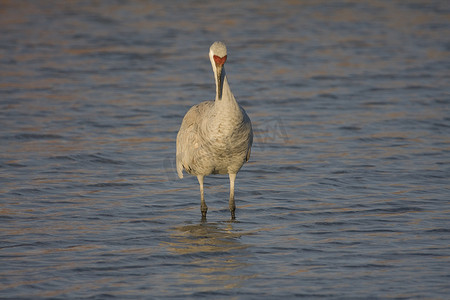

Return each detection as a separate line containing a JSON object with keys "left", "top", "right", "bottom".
{"left": 176, "top": 41, "right": 253, "bottom": 220}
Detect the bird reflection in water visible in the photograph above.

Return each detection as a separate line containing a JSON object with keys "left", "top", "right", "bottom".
{"left": 165, "top": 221, "right": 256, "bottom": 291}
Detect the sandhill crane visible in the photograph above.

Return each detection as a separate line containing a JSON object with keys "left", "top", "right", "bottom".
{"left": 176, "top": 41, "right": 253, "bottom": 220}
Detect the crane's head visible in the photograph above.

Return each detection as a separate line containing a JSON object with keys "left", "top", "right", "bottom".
{"left": 209, "top": 41, "right": 227, "bottom": 100}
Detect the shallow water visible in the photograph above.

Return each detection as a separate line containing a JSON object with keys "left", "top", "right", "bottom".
{"left": 1, "top": 0, "right": 449, "bottom": 298}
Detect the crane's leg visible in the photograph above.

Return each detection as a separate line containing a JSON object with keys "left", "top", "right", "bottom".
{"left": 229, "top": 173, "right": 236, "bottom": 220}
{"left": 197, "top": 175, "right": 207, "bottom": 219}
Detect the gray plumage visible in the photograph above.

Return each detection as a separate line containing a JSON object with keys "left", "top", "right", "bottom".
{"left": 176, "top": 41, "right": 253, "bottom": 220}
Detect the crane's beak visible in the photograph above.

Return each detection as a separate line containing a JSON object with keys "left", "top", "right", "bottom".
{"left": 213, "top": 55, "right": 227, "bottom": 100}
{"left": 216, "top": 64, "right": 224, "bottom": 100}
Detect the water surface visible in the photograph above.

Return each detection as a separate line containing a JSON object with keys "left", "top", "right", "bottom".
{"left": 1, "top": 1, "right": 449, "bottom": 298}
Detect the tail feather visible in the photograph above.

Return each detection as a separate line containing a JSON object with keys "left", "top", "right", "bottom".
{"left": 176, "top": 154, "right": 184, "bottom": 179}
{"left": 177, "top": 166, "right": 184, "bottom": 179}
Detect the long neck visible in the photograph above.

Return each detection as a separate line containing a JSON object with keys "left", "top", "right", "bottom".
{"left": 214, "top": 74, "right": 242, "bottom": 123}
{"left": 215, "top": 68, "right": 236, "bottom": 105}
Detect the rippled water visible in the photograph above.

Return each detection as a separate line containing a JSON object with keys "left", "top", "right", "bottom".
{"left": 1, "top": 1, "right": 449, "bottom": 298}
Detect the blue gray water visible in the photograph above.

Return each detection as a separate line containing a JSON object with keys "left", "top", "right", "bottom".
{"left": 1, "top": 1, "right": 449, "bottom": 298}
